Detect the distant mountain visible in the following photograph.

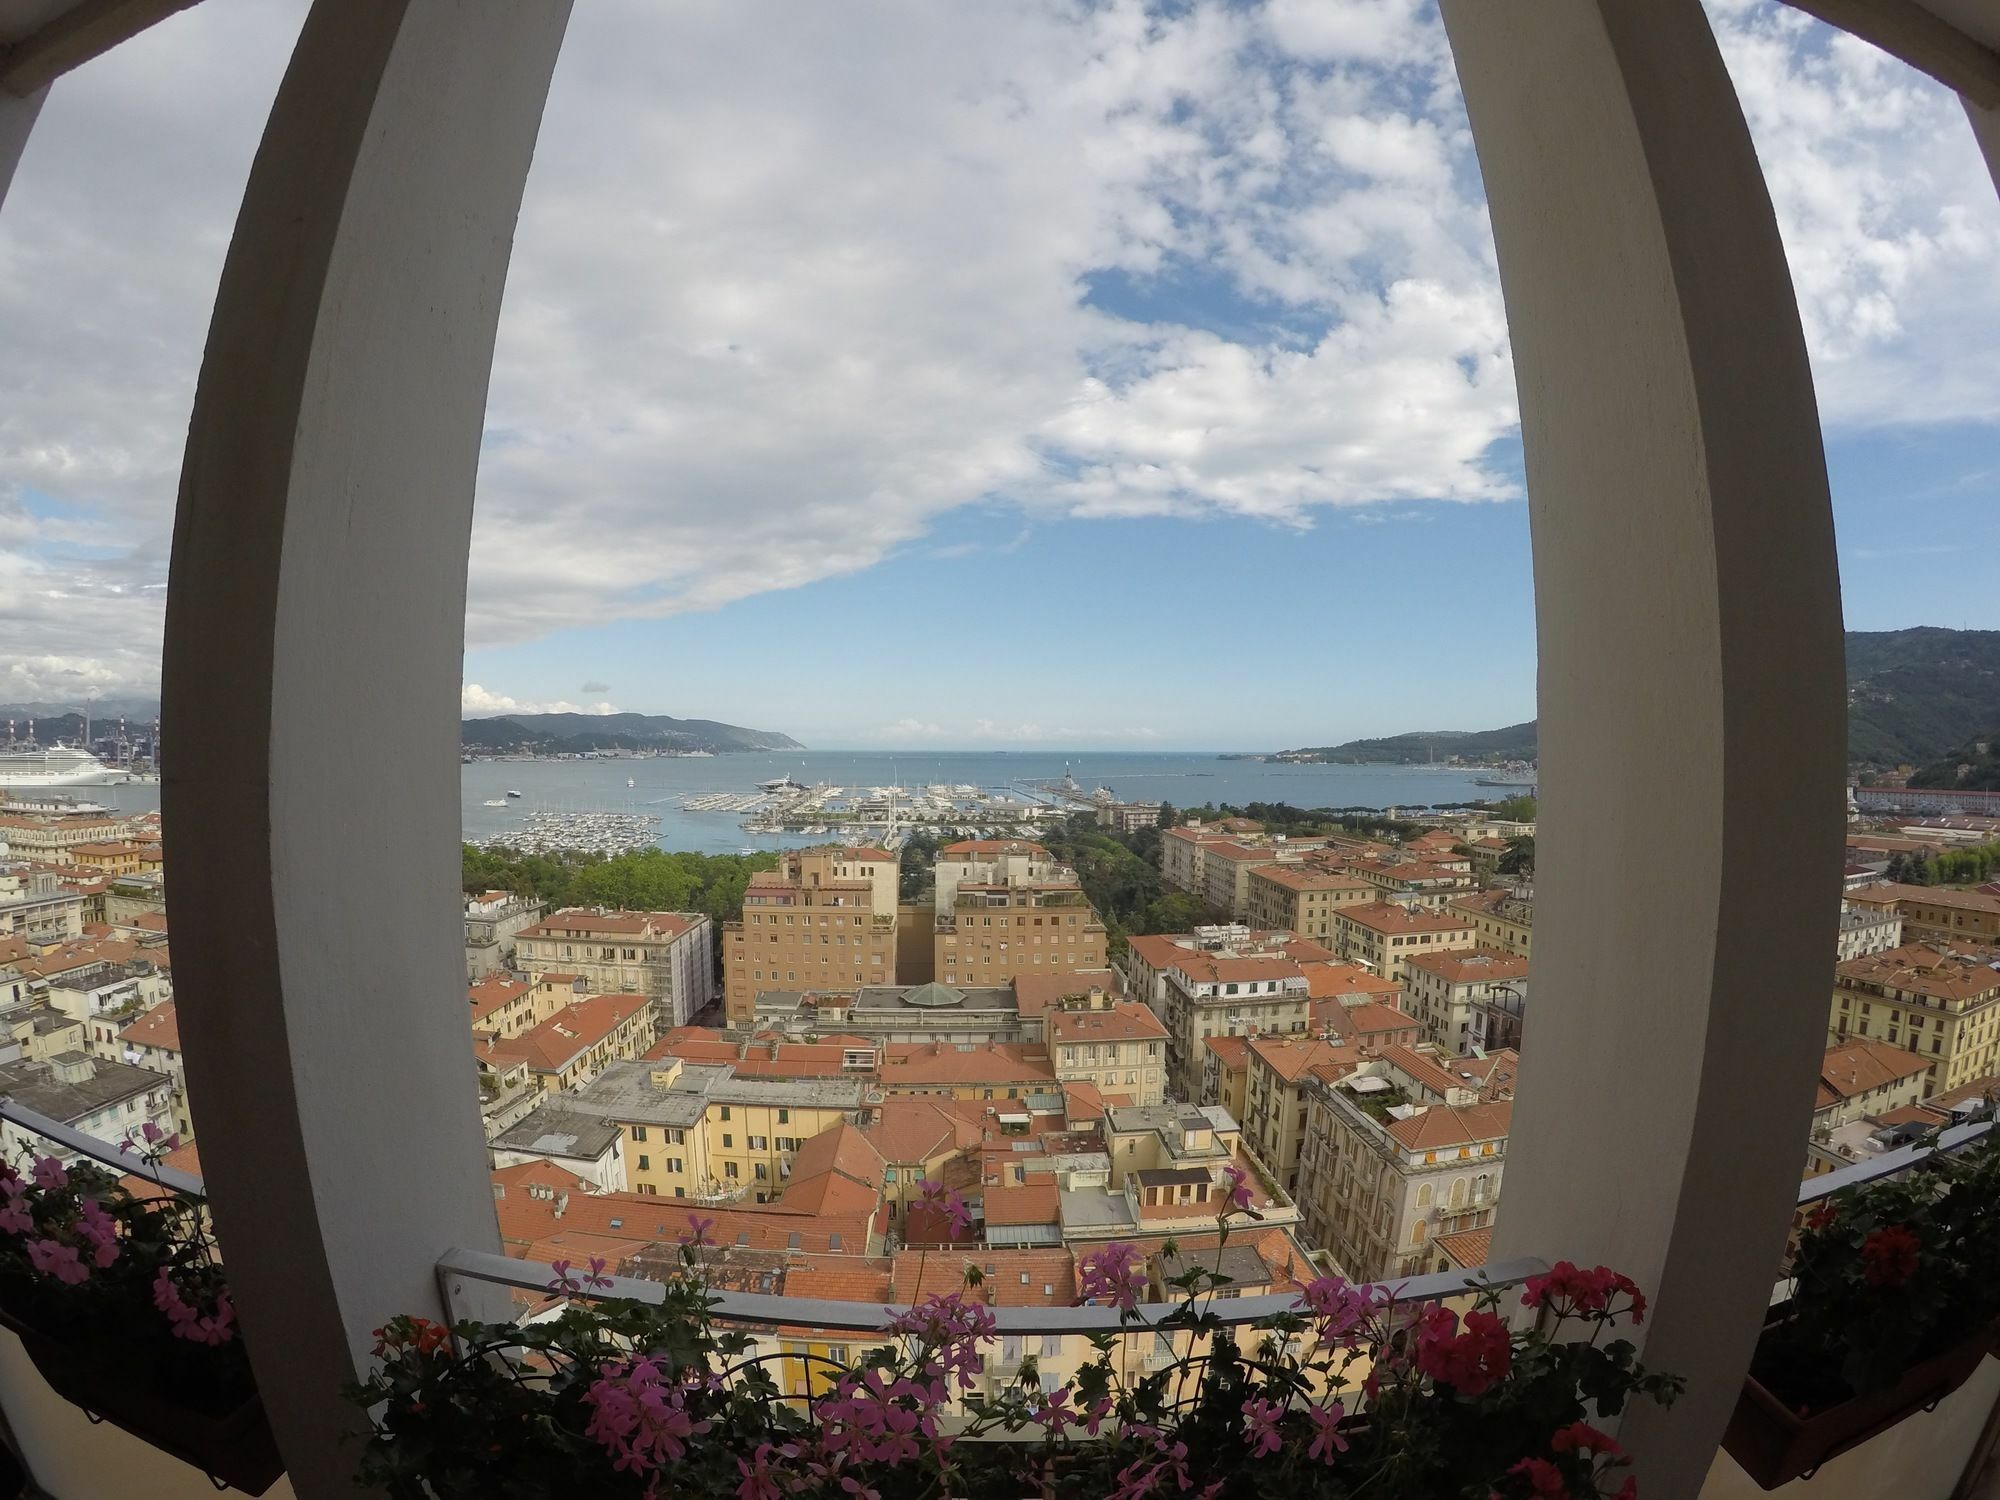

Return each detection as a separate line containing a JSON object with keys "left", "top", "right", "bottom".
{"left": 1277, "top": 722, "right": 1539, "bottom": 766}
{"left": 0, "top": 699, "right": 160, "bottom": 724}
{"left": 1844, "top": 628, "right": 2000, "bottom": 767}
{"left": 462, "top": 711, "right": 801, "bottom": 755}
{"left": 1908, "top": 730, "right": 2000, "bottom": 792}
{"left": 1274, "top": 629, "right": 2000, "bottom": 770}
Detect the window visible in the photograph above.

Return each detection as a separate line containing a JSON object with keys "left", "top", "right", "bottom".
{"left": 725, "top": 1162, "right": 739, "bottom": 1179}
{"left": 720, "top": 1106, "right": 731, "bottom": 1121}
{"left": 778, "top": 1108, "right": 789, "bottom": 1124}
{"left": 723, "top": 1134, "right": 733, "bottom": 1149}
{"left": 631, "top": 1125, "right": 648, "bottom": 1142}
{"left": 755, "top": 1163, "right": 768, "bottom": 1180}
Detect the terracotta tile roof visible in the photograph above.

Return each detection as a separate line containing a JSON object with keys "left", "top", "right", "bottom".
{"left": 1400, "top": 948, "right": 1530, "bottom": 984}
{"left": 784, "top": 1259, "right": 896, "bottom": 1303}
{"left": 492, "top": 1164, "right": 874, "bottom": 1257}
{"left": 1165, "top": 954, "right": 1304, "bottom": 984}
{"left": 1817, "top": 1039, "right": 1934, "bottom": 1106}
{"left": 480, "top": 992, "right": 650, "bottom": 1073}
{"left": 1320, "top": 1002, "right": 1422, "bottom": 1042}
{"left": 788, "top": 1122, "right": 885, "bottom": 1190}
{"left": 982, "top": 1181, "right": 1061, "bottom": 1227}
{"left": 468, "top": 974, "right": 532, "bottom": 1025}
{"left": 1251, "top": 865, "right": 1370, "bottom": 893}
{"left": 1434, "top": 1227, "right": 1493, "bottom": 1269}
{"left": 1339, "top": 903, "right": 1474, "bottom": 936}
{"left": 881, "top": 1042, "right": 1057, "bottom": 1089}
{"left": 1384, "top": 1100, "right": 1513, "bottom": 1150}
{"left": 118, "top": 1001, "right": 181, "bottom": 1053}
{"left": 1302, "top": 962, "right": 1400, "bottom": 1001}
{"left": 1834, "top": 943, "right": 2000, "bottom": 1002}
{"left": 1049, "top": 1003, "right": 1167, "bottom": 1045}
{"left": 778, "top": 1167, "right": 882, "bottom": 1218}
{"left": 1012, "top": 969, "right": 1119, "bottom": 1018}
{"left": 1203, "top": 1035, "right": 1252, "bottom": 1070}
{"left": 859, "top": 1095, "right": 980, "bottom": 1164}
{"left": 1873, "top": 1103, "right": 1949, "bottom": 1128}
{"left": 1247, "top": 1035, "right": 1364, "bottom": 1085}
{"left": 1863, "top": 884, "right": 2000, "bottom": 915}
{"left": 904, "top": 1248, "right": 1076, "bottom": 1305}
{"left": 1060, "top": 1080, "right": 1108, "bottom": 1122}
{"left": 516, "top": 908, "right": 698, "bottom": 940}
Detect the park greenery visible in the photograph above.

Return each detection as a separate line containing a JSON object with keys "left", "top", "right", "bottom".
{"left": 1884, "top": 841, "right": 2000, "bottom": 889}
{"left": 461, "top": 845, "right": 780, "bottom": 925}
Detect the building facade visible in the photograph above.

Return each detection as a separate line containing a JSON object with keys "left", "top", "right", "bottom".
{"left": 935, "top": 882, "right": 1105, "bottom": 989}
{"left": 724, "top": 848, "right": 900, "bottom": 1025}
{"left": 464, "top": 889, "right": 545, "bottom": 980}
{"left": 1400, "top": 949, "right": 1532, "bottom": 1049}
{"left": 1243, "top": 865, "right": 1373, "bottom": 942}
{"left": 1828, "top": 942, "right": 2000, "bottom": 1092}
{"left": 1330, "top": 903, "right": 1476, "bottom": 982}
{"left": 516, "top": 907, "right": 715, "bottom": 1030}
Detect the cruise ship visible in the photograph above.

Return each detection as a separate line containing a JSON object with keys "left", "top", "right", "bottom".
{"left": 0, "top": 744, "right": 126, "bottom": 788}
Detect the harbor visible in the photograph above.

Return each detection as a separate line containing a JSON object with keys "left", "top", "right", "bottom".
{"left": 464, "top": 808, "right": 661, "bottom": 857}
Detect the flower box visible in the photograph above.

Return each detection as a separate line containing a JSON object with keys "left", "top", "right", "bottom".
{"left": 0, "top": 1305, "right": 283, "bottom": 1494}
{"left": 1721, "top": 1311, "right": 1991, "bottom": 1490}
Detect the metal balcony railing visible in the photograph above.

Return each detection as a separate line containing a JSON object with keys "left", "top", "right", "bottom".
{"left": 0, "top": 1096, "right": 203, "bottom": 1197}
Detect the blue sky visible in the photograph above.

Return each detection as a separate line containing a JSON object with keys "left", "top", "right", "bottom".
{"left": 3, "top": 1, "right": 1998, "bottom": 749}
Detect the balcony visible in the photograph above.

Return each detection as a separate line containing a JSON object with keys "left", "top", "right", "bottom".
{"left": 3, "top": 0, "right": 1998, "bottom": 1497}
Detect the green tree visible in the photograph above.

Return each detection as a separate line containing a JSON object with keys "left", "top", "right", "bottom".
{"left": 1497, "top": 835, "right": 1535, "bottom": 876}
{"left": 1490, "top": 795, "right": 1537, "bottom": 823}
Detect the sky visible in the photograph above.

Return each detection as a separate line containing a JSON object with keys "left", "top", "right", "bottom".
{"left": 1, "top": 1, "right": 1996, "bottom": 751}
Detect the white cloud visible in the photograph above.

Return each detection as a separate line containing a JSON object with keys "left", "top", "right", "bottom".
{"left": 1, "top": 0, "right": 1996, "bottom": 699}
{"left": 461, "top": 683, "right": 619, "bottom": 718}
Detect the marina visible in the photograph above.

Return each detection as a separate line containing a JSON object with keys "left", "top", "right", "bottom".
{"left": 452, "top": 752, "right": 1508, "bottom": 857}
{"left": 465, "top": 808, "right": 662, "bottom": 857}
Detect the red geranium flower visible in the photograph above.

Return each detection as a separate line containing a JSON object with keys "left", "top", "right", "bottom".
{"left": 1861, "top": 1225, "right": 1921, "bottom": 1288}
{"left": 1416, "top": 1309, "right": 1512, "bottom": 1396}
{"left": 1804, "top": 1201, "right": 1837, "bottom": 1232}
{"left": 1549, "top": 1421, "right": 1623, "bottom": 1458}
{"left": 1505, "top": 1456, "right": 1569, "bottom": 1497}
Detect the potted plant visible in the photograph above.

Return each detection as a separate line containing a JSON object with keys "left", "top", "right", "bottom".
{"left": 349, "top": 1186, "right": 1680, "bottom": 1499}
{"left": 1722, "top": 1127, "right": 2000, "bottom": 1487}
{"left": 0, "top": 1129, "right": 282, "bottom": 1494}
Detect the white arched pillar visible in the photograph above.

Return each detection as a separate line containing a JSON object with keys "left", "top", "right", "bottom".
{"left": 161, "top": 2, "right": 569, "bottom": 1494}
{"left": 1441, "top": 5, "right": 1846, "bottom": 1497}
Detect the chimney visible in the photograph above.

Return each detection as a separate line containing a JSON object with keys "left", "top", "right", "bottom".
{"left": 554, "top": 1191, "right": 569, "bottom": 1219}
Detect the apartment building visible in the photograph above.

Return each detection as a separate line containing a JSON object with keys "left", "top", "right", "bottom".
{"left": 1330, "top": 902, "right": 1476, "bottom": 982}
{"left": 1346, "top": 858, "right": 1478, "bottom": 909}
{"left": 464, "top": 889, "right": 545, "bottom": 979}
{"left": 1242, "top": 1035, "right": 1364, "bottom": 1192}
{"left": 475, "top": 986, "right": 656, "bottom": 1099}
{"left": 1200, "top": 1035, "right": 1252, "bottom": 1121}
{"left": 115, "top": 1001, "right": 194, "bottom": 1142}
{"left": 566, "top": 1056, "right": 867, "bottom": 1202}
{"left": 1158, "top": 953, "right": 1312, "bottom": 1102}
{"left": 0, "top": 866, "right": 83, "bottom": 942}
{"left": 0, "top": 810, "right": 136, "bottom": 861}
{"left": 1811, "top": 1038, "right": 1933, "bottom": 1136}
{"left": 1048, "top": 993, "right": 1168, "bottom": 1106}
{"left": 1243, "top": 865, "right": 1372, "bottom": 942}
{"left": 0, "top": 1051, "right": 174, "bottom": 1169}
{"left": 1829, "top": 942, "right": 2000, "bottom": 1091}
{"left": 516, "top": 906, "right": 715, "bottom": 1030}
{"left": 64, "top": 841, "right": 162, "bottom": 877}
{"left": 1159, "top": 824, "right": 1244, "bottom": 897}
{"left": 1835, "top": 902, "right": 1904, "bottom": 961}
{"left": 1199, "top": 843, "right": 1295, "bottom": 918}
{"left": 932, "top": 839, "right": 1060, "bottom": 914}
{"left": 1096, "top": 802, "right": 1164, "bottom": 832}
{"left": 1467, "top": 981, "right": 1530, "bottom": 1053}
{"left": 1844, "top": 884, "right": 2000, "bottom": 946}
{"left": 1400, "top": 949, "right": 1532, "bottom": 1049}
{"left": 1297, "top": 1062, "right": 1510, "bottom": 1281}
{"left": 879, "top": 1041, "right": 1059, "bottom": 1100}
{"left": 935, "top": 881, "right": 1105, "bottom": 989}
{"left": 725, "top": 847, "right": 901, "bottom": 1025}
{"left": 1447, "top": 887, "right": 1534, "bottom": 959}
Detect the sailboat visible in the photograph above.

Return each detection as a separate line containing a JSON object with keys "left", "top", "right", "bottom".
{"left": 627, "top": 776, "right": 636, "bottom": 789}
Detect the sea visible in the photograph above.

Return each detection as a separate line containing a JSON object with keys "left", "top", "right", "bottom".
{"left": 79, "top": 752, "right": 1510, "bottom": 857}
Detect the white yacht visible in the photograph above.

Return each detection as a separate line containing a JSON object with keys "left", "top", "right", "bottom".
{"left": 0, "top": 744, "right": 124, "bottom": 788}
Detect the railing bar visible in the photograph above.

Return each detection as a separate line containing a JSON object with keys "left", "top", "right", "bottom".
{"left": 1797, "top": 1117, "right": 1992, "bottom": 1206}
{"left": 436, "top": 1247, "right": 1547, "bottom": 1335}
{"left": 0, "top": 1097, "right": 204, "bottom": 1197}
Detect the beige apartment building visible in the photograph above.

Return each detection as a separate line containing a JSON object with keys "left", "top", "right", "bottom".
{"left": 1242, "top": 1035, "right": 1364, "bottom": 1192}
{"left": 724, "top": 847, "right": 901, "bottom": 1025}
{"left": 1244, "top": 864, "right": 1372, "bottom": 941}
{"left": 567, "top": 1056, "right": 867, "bottom": 1202}
{"left": 935, "top": 881, "right": 1105, "bottom": 989}
{"left": 1347, "top": 858, "right": 1478, "bottom": 909}
{"left": 1200, "top": 1034, "right": 1252, "bottom": 1122}
{"left": 1811, "top": 1038, "right": 1933, "bottom": 1136}
{"left": 1157, "top": 952, "right": 1312, "bottom": 1102}
{"left": 1401, "top": 948, "right": 1532, "bottom": 1049}
{"left": 1330, "top": 902, "right": 1476, "bottom": 982}
{"left": 1297, "top": 1064, "right": 1510, "bottom": 1281}
{"left": 464, "top": 889, "right": 545, "bottom": 979}
{"left": 1448, "top": 888, "right": 1534, "bottom": 959}
{"left": 1828, "top": 942, "right": 2000, "bottom": 1092}
{"left": 1048, "top": 991, "right": 1168, "bottom": 1106}
{"left": 516, "top": 906, "right": 715, "bottom": 1029}
{"left": 932, "top": 838, "right": 1060, "bottom": 914}
{"left": 1159, "top": 824, "right": 1245, "bottom": 897}
{"left": 0, "top": 811, "right": 137, "bottom": 861}
{"left": 1844, "top": 884, "right": 2000, "bottom": 946}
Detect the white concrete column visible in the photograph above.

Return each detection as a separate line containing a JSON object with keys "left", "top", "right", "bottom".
{"left": 0, "top": 87, "right": 46, "bottom": 201}
{"left": 1440, "top": 5, "right": 1846, "bottom": 1498}
{"left": 162, "top": 3, "right": 569, "bottom": 1495}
